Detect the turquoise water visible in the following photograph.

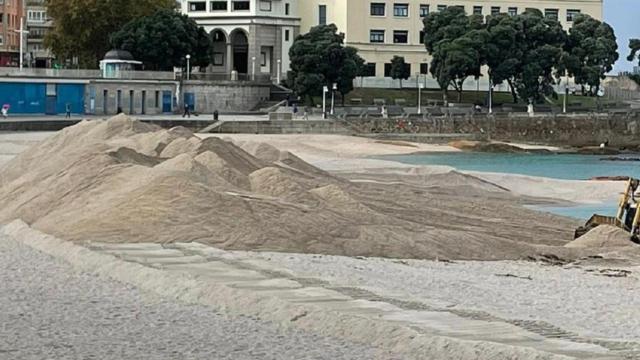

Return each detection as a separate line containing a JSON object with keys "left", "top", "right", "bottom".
{"left": 380, "top": 152, "right": 640, "bottom": 180}
{"left": 380, "top": 152, "right": 636, "bottom": 220}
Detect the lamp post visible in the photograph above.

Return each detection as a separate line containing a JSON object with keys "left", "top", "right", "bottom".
{"left": 488, "top": 79, "right": 493, "bottom": 114}
{"left": 185, "top": 54, "right": 191, "bottom": 80}
{"left": 276, "top": 59, "right": 281, "bottom": 84}
{"left": 322, "top": 85, "right": 328, "bottom": 119}
{"left": 14, "top": 17, "right": 28, "bottom": 71}
{"left": 251, "top": 56, "right": 256, "bottom": 81}
{"left": 563, "top": 71, "right": 568, "bottom": 114}
{"left": 330, "top": 83, "right": 337, "bottom": 115}
{"left": 418, "top": 83, "right": 423, "bottom": 114}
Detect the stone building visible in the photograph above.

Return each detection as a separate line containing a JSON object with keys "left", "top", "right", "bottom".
{"left": 179, "top": 0, "right": 300, "bottom": 80}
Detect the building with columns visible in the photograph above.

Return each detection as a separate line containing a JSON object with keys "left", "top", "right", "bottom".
{"left": 298, "top": 0, "right": 603, "bottom": 87}
{"left": 179, "top": 0, "right": 300, "bottom": 80}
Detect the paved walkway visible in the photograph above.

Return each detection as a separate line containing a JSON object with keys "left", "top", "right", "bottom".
{"left": 0, "top": 234, "right": 384, "bottom": 360}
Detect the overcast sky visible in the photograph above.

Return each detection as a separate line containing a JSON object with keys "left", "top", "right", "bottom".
{"left": 605, "top": 0, "right": 637, "bottom": 73}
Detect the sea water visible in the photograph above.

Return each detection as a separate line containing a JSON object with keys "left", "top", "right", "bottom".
{"left": 379, "top": 152, "right": 639, "bottom": 219}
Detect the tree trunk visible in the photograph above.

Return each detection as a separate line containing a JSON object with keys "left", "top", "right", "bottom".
{"left": 341, "top": 91, "right": 345, "bottom": 106}
{"left": 507, "top": 79, "right": 518, "bottom": 103}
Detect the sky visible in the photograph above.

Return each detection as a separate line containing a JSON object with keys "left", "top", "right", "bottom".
{"left": 604, "top": 0, "right": 637, "bottom": 73}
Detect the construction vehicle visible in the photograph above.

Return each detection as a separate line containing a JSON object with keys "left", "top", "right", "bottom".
{"left": 574, "top": 178, "right": 640, "bottom": 240}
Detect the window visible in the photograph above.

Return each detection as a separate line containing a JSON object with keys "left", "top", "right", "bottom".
{"left": 545, "top": 8, "right": 559, "bottom": 20}
{"left": 318, "top": 5, "right": 327, "bottom": 25}
{"left": 491, "top": 6, "right": 500, "bottom": 15}
{"left": 188, "top": 1, "right": 206, "bottom": 11}
{"left": 437, "top": 5, "right": 447, "bottom": 12}
{"left": 285, "top": 30, "right": 290, "bottom": 41}
{"left": 508, "top": 7, "right": 517, "bottom": 16}
{"left": 233, "top": 1, "right": 250, "bottom": 10}
{"left": 261, "top": 52, "right": 267, "bottom": 66}
{"left": 393, "top": 30, "right": 408, "bottom": 44}
{"left": 394, "top": 3, "right": 409, "bottom": 17}
{"left": 370, "top": 3, "right": 385, "bottom": 16}
{"left": 210, "top": 1, "right": 227, "bottom": 10}
{"left": 370, "top": 29, "right": 385, "bottom": 43}
{"left": 46, "top": 83, "right": 56, "bottom": 96}
{"left": 419, "top": 30, "right": 425, "bottom": 44}
{"left": 259, "top": 0, "right": 271, "bottom": 11}
{"left": 419, "top": 4, "right": 429, "bottom": 17}
{"left": 567, "top": 9, "right": 581, "bottom": 22}
{"left": 285, "top": 3, "right": 290, "bottom": 15}
{"left": 213, "top": 52, "right": 224, "bottom": 65}
{"left": 362, "top": 63, "right": 376, "bottom": 77}
{"left": 384, "top": 63, "right": 392, "bottom": 77}
{"left": 420, "top": 63, "right": 429, "bottom": 75}
{"left": 473, "top": 6, "right": 482, "bottom": 15}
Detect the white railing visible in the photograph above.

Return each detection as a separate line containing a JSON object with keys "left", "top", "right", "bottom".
{"left": 0, "top": 67, "right": 176, "bottom": 81}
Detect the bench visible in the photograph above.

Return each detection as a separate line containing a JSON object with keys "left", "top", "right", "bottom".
{"left": 373, "top": 98, "right": 386, "bottom": 106}
{"left": 350, "top": 98, "right": 363, "bottom": 105}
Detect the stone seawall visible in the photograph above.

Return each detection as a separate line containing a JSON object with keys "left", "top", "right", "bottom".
{"left": 346, "top": 113, "right": 640, "bottom": 147}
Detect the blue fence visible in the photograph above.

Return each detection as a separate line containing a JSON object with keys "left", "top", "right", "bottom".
{"left": 0, "top": 82, "right": 85, "bottom": 114}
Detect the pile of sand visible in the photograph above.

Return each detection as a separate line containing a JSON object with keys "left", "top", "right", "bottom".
{"left": 565, "top": 225, "right": 634, "bottom": 248}
{"left": 0, "top": 115, "right": 580, "bottom": 260}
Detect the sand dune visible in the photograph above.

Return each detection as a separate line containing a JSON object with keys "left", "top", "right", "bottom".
{"left": 0, "top": 115, "right": 589, "bottom": 260}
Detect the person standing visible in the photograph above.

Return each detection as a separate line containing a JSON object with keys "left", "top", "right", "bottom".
{"left": 65, "top": 103, "right": 71, "bottom": 118}
{"left": 182, "top": 103, "right": 191, "bottom": 118}
{"left": 1, "top": 104, "right": 10, "bottom": 119}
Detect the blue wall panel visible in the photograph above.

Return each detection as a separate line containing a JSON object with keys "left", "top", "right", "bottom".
{"left": 55, "top": 84, "right": 85, "bottom": 114}
{"left": 0, "top": 83, "right": 46, "bottom": 114}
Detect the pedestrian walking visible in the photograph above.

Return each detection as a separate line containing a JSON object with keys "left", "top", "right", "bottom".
{"left": 1, "top": 104, "right": 10, "bottom": 119}
{"left": 182, "top": 103, "right": 191, "bottom": 118}
{"left": 293, "top": 103, "right": 298, "bottom": 118}
{"left": 65, "top": 103, "right": 71, "bottom": 118}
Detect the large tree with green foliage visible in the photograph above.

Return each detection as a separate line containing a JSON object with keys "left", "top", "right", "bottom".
{"left": 511, "top": 9, "right": 566, "bottom": 105}
{"left": 110, "top": 9, "right": 212, "bottom": 71}
{"left": 423, "top": 7, "right": 485, "bottom": 102}
{"left": 288, "top": 24, "right": 364, "bottom": 105}
{"left": 389, "top": 56, "right": 411, "bottom": 88}
{"left": 563, "top": 14, "right": 618, "bottom": 97}
{"left": 484, "top": 13, "right": 523, "bottom": 103}
{"left": 45, "top": 0, "right": 175, "bottom": 68}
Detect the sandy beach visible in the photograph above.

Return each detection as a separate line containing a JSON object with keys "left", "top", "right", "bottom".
{"left": 0, "top": 120, "right": 638, "bottom": 359}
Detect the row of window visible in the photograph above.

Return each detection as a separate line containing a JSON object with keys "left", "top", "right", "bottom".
{"left": 188, "top": 0, "right": 291, "bottom": 14}
{"left": 360, "top": 62, "right": 429, "bottom": 77}
{"left": 189, "top": 1, "right": 250, "bottom": 12}
{"left": 368, "top": 3, "right": 582, "bottom": 22}
{"left": 371, "top": 29, "right": 429, "bottom": 44}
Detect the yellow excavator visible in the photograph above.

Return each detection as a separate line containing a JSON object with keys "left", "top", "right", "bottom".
{"left": 574, "top": 178, "right": 640, "bottom": 241}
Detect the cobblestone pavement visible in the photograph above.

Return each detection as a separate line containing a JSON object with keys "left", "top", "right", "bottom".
{"left": 0, "top": 234, "right": 383, "bottom": 360}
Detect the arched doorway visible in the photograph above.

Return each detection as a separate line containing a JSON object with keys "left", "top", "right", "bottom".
{"left": 211, "top": 29, "right": 227, "bottom": 70}
{"left": 230, "top": 29, "right": 248, "bottom": 74}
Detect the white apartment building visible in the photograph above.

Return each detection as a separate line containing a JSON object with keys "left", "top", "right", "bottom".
{"left": 298, "top": 0, "right": 603, "bottom": 87}
{"left": 180, "top": 0, "right": 300, "bottom": 79}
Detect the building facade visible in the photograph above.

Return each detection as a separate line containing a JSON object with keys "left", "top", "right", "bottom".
{"left": 297, "top": 0, "right": 603, "bottom": 87}
{"left": 180, "top": 0, "right": 300, "bottom": 79}
{"left": 0, "top": 0, "right": 24, "bottom": 66}
{"left": 25, "top": 0, "right": 53, "bottom": 68}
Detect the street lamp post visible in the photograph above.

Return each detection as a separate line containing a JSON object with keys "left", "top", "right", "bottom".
{"left": 14, "top": 17, "right": 28, "bottom": 71}
{"left": 563, "top": 71, "right": 568, "bottom": 114}
{"left": 418, "top": 83, "right": 423, "bottom": 114}
{"left": 276, "top": 59, "right": 281, "bottom": 84}
{"left": 322, "top": 85, "right": 328, "bottom": 119}
{"left": 251, "top": 56, "right": 256, "bottom": 81}
{"left": 185, "top": 54, "right": 191, "bottom": 80}
{"left": 488, "top": 79, "right": 493, "bottom": 114}
{"left": 330, "top": 83, "right": 337, "bottom": 115}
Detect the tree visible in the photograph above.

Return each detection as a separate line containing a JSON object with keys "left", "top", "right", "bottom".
{"left": 564, "top": 14, "right": 618, "bottom": 97}
{"left": 288, "top": 24, "right": 362, "bottom": 104}
{"left": 110, "top": 10, "right": 212, "bottom": 71}
{"left": 511, "top": 9, "right": 566, "bottom": 106}
{"left": 337, "top": 47, "right": 365, "bottom": 105}
{"left": 45, "top": 0, "right": 175, "bottom": 68}
{"left": 423, "top": 6, "right": 485, "bottom": 102}
{"left": 389, "top": 56, "right": 411, "bottom": 88}
{"left": 627, "top": 39, "right": 640, "bottom": 66}
{"left": 485, "top": 13, "right": 523, "bottom": 103}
